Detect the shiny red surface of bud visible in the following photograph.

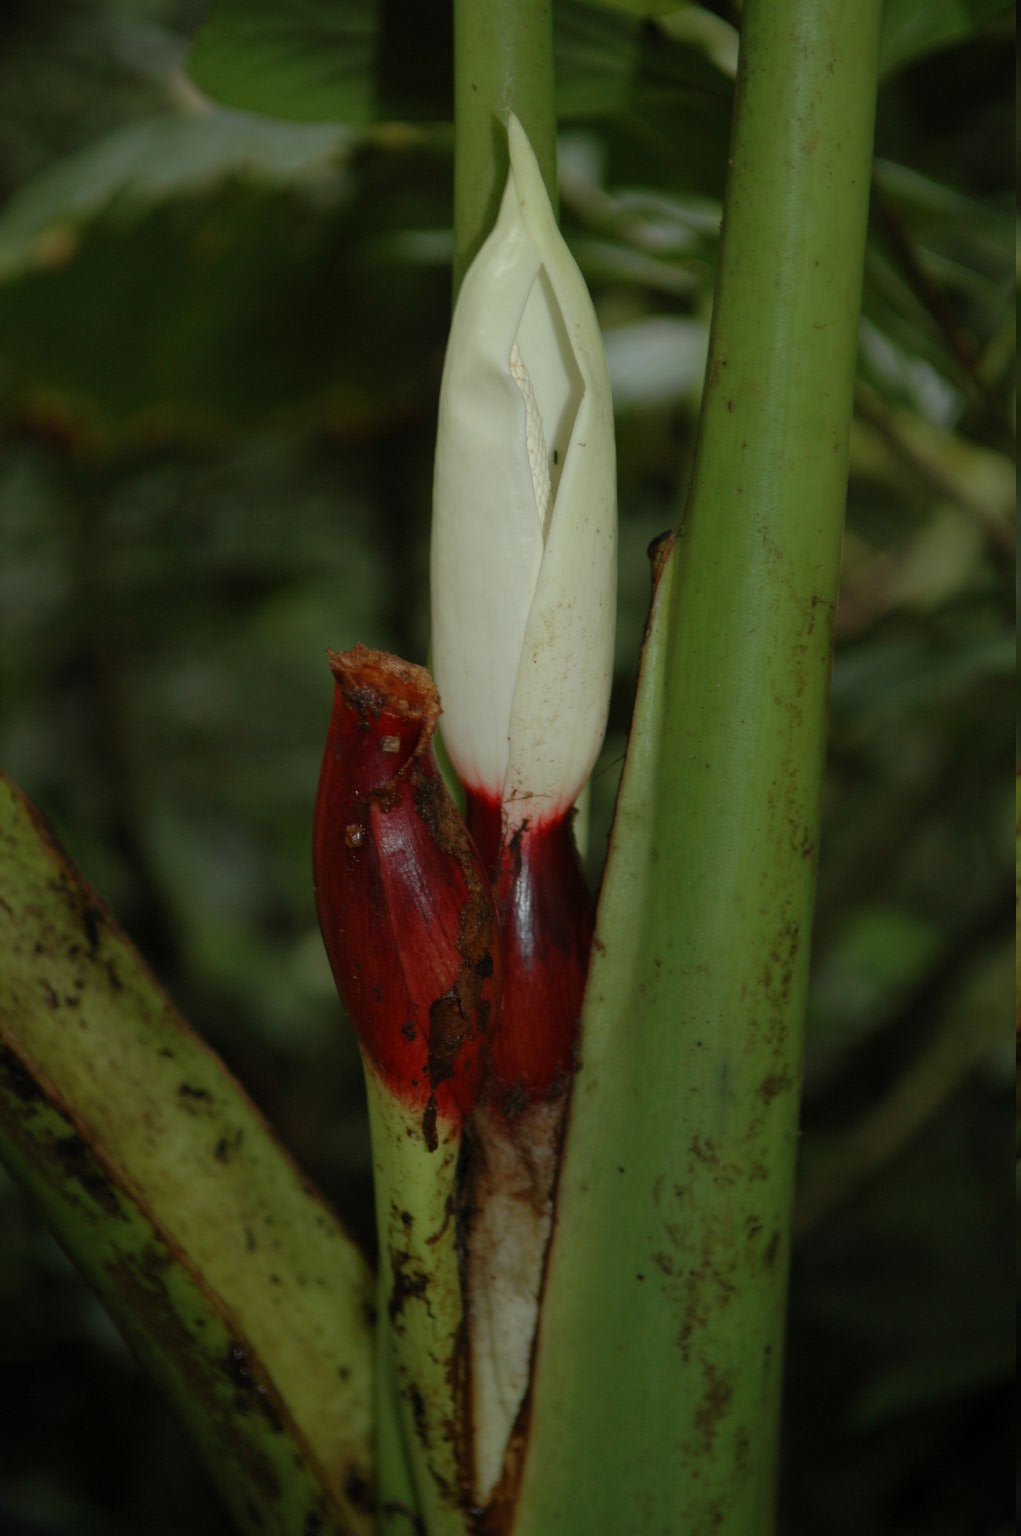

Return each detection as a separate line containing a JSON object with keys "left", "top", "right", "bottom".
{"left": 467, "top": 793, "right": 594, "bottom": 1108}
{"left": 313, "top": 646, "right": 500, "bottom": 1144}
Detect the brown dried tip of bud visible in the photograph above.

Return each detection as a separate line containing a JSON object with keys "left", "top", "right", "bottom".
{"left": 313, "top": 645, "right": 500, "bottom": 1139}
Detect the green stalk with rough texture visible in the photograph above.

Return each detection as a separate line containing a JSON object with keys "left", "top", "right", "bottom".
{"left": 452, "top": 0, "right": 556, "bottom": 295}
{"left": 0, "top": 775, "right": 375, "bottom": 1536}
{"left": 367, "top": 1079, "right": 469, "bottom": 1535}
{"left": 508, "top": 2, "right": 883, "bottom": 1530}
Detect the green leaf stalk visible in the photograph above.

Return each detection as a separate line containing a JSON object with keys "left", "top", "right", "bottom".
{"left": 511, "top": 3, "right": 883, "bottom": 1531}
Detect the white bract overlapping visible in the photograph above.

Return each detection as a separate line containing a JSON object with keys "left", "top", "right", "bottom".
{"left": 431, "top": 114, "right": 617, "bottom": 825}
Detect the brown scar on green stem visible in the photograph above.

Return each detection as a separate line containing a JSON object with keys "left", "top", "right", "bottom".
{"left": 692, "top": 1359, "right": 735, "bottom": 1455}
{"left": 387, "top": 1246, "right": 432, "bottom": 1325}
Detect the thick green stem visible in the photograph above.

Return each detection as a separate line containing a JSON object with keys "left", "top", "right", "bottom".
{"left": 452, "top": 0, "right": 557, "bottom": 296}
{"left": 0, "top": 776, "right": 375, "bottom": 1536}
{"left": 512, "top": 2, "right": 882, "bottom": 1531}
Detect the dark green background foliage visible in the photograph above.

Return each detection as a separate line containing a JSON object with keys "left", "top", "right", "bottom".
{"left": 0, "top": 2, "right": 1013, "bottom": 1533}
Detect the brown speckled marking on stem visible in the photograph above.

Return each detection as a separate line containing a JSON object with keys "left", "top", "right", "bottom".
{"left": 387, "top": 1247, "right": 432, "bottom": 1327}
{"left": 0, "top": 1041, "right": 326, "bottom": 1520}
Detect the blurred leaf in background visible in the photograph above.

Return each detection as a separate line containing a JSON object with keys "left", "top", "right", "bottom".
{"left": 0, "top": 1, "right": 1013, "bottom": 1532}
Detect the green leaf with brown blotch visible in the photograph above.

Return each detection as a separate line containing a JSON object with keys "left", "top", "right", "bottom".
{"left": 0, "top": 773, "right": 375, "bottom": 1536}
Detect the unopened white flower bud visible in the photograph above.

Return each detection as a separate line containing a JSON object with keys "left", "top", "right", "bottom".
{"left": 431, "top": 114, "right": 617, "bottom": 827}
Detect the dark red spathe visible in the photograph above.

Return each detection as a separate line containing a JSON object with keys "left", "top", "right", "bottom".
{"left": 467, "top": 791, "right": 593, "bottom": 1107}
{"left": 313, "top": 646, "right": 500, "bottom": 1132}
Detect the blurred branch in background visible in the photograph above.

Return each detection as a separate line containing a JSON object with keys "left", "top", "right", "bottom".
{"left": 0, "top": 1, "right": 1013, "bottom": 1534}
{"left": 798, "top": 878, "right": 1011, "bottom": 1235}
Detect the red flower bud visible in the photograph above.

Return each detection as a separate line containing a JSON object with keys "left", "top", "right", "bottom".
{"left": 313, "top": 646, "right": 500, "bottom": 1145}
{"left": 466, "top": 792, "right": 593, "bottom": 1108}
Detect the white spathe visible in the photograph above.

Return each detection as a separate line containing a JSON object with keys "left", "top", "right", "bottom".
{"left": 431, "top": 114, "right": 617, "bottom": 824}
